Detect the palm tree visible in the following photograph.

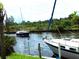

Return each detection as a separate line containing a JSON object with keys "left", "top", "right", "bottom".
{"left": 0, "top": 2, "right": 6, "bottom": 59}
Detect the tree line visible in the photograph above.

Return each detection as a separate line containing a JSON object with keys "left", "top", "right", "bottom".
{"left": 6, "top": 11, "right": 79, "bottom": 32}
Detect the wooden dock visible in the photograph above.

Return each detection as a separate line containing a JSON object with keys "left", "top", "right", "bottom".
{"left": 42, "top": 56, "right": 56, "bottom": 59}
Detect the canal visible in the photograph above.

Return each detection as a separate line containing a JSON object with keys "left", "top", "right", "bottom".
{"left": 13, "top": 32, "right": 54, "bottom": 57}
{"left": 6, "top": 31, "right": 79, "bottom": 58}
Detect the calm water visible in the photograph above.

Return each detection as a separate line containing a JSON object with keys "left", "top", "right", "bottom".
{"left": 14, "top": 32, "right": 54, "bottom": 57}
{"left": 7, "top": 32, "right": 79, "bottom": 57}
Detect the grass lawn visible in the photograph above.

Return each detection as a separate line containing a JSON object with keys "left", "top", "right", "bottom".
{"left": 5, "top": 53, "right": 41, "bottom": 59}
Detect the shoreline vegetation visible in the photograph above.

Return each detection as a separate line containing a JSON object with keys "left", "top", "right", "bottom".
{"left": 5, "top": 11, "right": 79, "bottom": 33}
{"left": 4, "top": 30, "right": 79, "bottom": 34}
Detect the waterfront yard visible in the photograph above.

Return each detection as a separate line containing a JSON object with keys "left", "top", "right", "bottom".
{"left": 1, "top": 53, "right": 41, "bottom": 59}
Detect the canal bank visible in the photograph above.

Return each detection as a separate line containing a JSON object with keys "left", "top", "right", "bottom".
{"left": 4, "top": 29, "right": 79, "bottom": 34}
{"left": 6, "top": 53, "right": 41, "bottom": 59}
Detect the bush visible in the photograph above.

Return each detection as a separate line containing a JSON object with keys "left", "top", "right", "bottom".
{"left": 0, "top": 36, "right": 16, "bottom": 56}
{"left": 71, "top": 25, "right": 79, "bottom": 30}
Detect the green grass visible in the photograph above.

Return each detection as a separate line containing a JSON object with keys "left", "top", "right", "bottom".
{"left": 5, "top": 53, "right": 41, "bottom": 59}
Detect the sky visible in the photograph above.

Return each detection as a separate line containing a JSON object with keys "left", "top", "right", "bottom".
{"left": 0, "top": 0, "right": 79, "bottom": 23}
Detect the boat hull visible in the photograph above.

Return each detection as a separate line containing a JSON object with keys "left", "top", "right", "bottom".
{"left": 46, "top": 42, "right": 79, "bottom": 59}
{"left": 16, "top": 33, "right": 29, "bottom": 37}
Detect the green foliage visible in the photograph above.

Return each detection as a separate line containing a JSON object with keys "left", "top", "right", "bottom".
{"left": 60, "top": 19, "right": 71, "bottom": 30}
{"left": 6, "top": 53, "right": 40, "bottom": 59}
{"left": 0, "top": 2, "right": 4, "bottom": 21}
{"left": 0, "top": 2, "right": 3, "bottom": 12}
{"left": 3, "top": 36, "right": 16, "bottom": 49}
{"left": 5, "top": 11, "right": 79, "bottom": 32}
{"left": 68, "top": 11, "right": 79, "bottom": 25}
{"left": 0, "top": 36, "right": 16, "bottom": 56}
{"left": 6, "top": 16, "right": 15, "bottom": 26}
{"left": 71, "top": 25, "right": 79, "bottom": 30}
{"left": 5, "top": 16, "right": 17, "bottom": 32}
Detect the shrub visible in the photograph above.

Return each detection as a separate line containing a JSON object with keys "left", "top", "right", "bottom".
{"left": 0, "top": 36, "right": 16, "bottom": 56}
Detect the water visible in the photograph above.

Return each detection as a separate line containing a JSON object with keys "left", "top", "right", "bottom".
{"left": 7, "top": 32, "right": 79, "bottom": 58}
{"left": 13, "top": 32, "right": 54, "bottom": 57}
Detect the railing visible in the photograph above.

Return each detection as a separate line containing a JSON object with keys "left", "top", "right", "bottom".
{"left": 45, "top": 39, "right": 79, "bottom": 52}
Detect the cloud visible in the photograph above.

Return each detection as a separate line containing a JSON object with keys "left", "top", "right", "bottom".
{"left": 54, "top": 0, "right": 79, "bottom": 18}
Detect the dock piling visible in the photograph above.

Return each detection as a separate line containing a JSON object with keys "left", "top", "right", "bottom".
{"left": 38, "top": 43, "right": 42, "bottom": 59}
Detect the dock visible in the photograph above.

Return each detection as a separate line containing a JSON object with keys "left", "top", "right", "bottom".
{"left": 34, "top": 55, "right": 56, "bottom": 59}
{"left": 42, "top": 56, "right": 56, "bottom": 59}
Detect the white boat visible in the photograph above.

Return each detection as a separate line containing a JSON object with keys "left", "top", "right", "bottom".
{"left": 44, "top": 38, "right": 79, "bottom": 59}
{"left": 16, "top": 31, "right": 29, "bottom": 37}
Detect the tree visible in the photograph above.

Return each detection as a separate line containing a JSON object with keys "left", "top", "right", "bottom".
{"left": 0, "top": 2, "right": 6, "bottom": 59}
{"left": 68, "top": 11, "right": 79, "bottom": 29}
{"left": 5, "top": 16, "right": 15, "bottom": 32}
{"left": 60, "top": 19, "right": 71, "bottom": 30}
{"left": 21, "top": 20, "right": 26, "bottom": 25}
{"left": 68, "top": 11, "right": 79, "bottom": 25}
{"left": 6, "top": 16, "right": 14, "bottom": 25}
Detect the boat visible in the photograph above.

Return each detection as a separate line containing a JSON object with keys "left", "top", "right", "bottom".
{"left": 16, "top": 31, "right": 29, "bottom": 37}
{"left": 44, "top": 38, "right": 79, "bottom": 59}
{"left": 16, "top": 9, "right": 29, "bottom": 37}
{"left": 43, "top": 0, "right": 79, "bottom": 58}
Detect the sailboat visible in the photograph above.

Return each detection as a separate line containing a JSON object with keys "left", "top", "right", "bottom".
{"left": 44, "top": 0, "right": 79, "bottom": 59}
{"left": 44, "top": 38, "right": 79, "bottom": 59}
{"left": 16, "top": 8, "right": 29, "bottom": 37}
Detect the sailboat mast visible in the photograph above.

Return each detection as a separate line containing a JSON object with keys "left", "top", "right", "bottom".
{"left": 48, "top": 0, "right": 61, "bottom": 59}
{"left": 50, "top": 0, "right": 57, "bottom": 20}
{"left": 20, "top": 8, "right": 23, "bottom": 21}
{"left": 48, "top": 0, "right": 57, "bottom": 30}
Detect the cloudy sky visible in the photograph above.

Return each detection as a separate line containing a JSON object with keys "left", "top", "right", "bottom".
{"left": 0, "top": 0, "right": 79, "bottom": 23}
